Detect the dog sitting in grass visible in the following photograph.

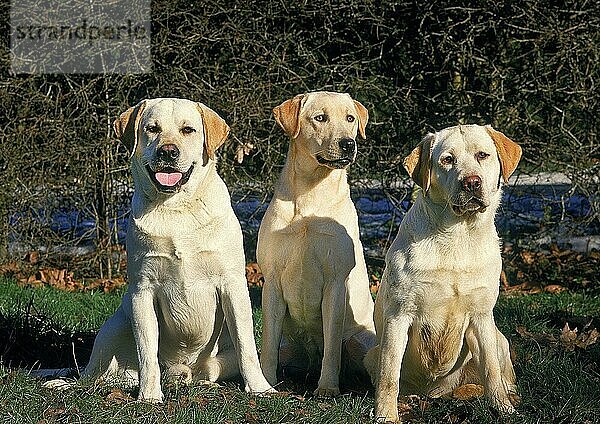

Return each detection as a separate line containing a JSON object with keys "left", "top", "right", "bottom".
{"left": 257, "top": 92, "right": 377, "bottom": 396}
{"left": 365, "top": 125, "right": 521, "bottom": 422}
{"left": 33, "top": 98, "right": 274, "bottom": 401}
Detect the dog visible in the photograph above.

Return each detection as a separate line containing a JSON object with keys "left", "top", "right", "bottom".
{"left": 35, "top": 98, "right": 274, "bottom": 401}
{"left": 257, "top": 91, "right": 377, "bottom": 396}
{"left": 364, "top": 124, "right": 521, "bottom": 422}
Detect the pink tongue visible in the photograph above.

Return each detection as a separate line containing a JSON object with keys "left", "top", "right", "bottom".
{"left": 155, "top": 172, "right": 182, "bottom": 186}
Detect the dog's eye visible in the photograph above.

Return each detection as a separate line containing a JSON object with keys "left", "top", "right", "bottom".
{"left": 346, "top": 115, "right": 355, "bottom": 123}
{"left": 181, "top": 126, "right": 196, "bottom": 135}
{"left": 314, "top": 114, "right": 327, "bottom": 122}
{"left": 477, "top": 151, "right": 490, "bottom": 161}
{"left": 146, "top": 124, "right": 161, "bottom": 134}
{"left": 441, "top": 155, "right": 454, "bottom": 166}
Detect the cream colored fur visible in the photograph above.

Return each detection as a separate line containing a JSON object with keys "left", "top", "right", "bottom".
{"left": 257, "top": 91, "right": 376, "bottom": 396}
{"left": 364, "top": 124, "right": 521, "bottom": 422}
{"left": 35, "top": 98, "right": 273, "bottom": 401}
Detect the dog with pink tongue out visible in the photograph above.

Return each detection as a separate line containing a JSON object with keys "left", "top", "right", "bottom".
{"left": 34, "top": 98, "right": 274, "bottom": 402}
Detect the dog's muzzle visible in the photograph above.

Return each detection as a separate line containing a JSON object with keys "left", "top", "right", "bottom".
{"left": 451, "top": 195, "right": 488, "bottom": 216}
{"left": 316, "top": 137, "right": 356, "bottom": 169}
{"left": 147, "top": 144, "right": 194, "bottom": 193}
{"left": 450, "top": 175, "right": 489, "bottom": 215}
{"left": 147, "top": 164, "right": 195, "bottom": 193}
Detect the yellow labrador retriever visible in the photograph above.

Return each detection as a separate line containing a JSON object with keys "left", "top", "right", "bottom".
{"left": 365, "top": 125, "right": 521, "bottom": 422}
{"left": 37, "top": 98, "right": 273, "bottom": 401}
{"left": 257, "top": 91, "right": 376, "bottom": 396}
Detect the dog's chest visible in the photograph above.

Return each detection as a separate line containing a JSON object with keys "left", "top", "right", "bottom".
{"left": 157, "top": 281, "right": 220, "bottom": 341}
{"left": 128, "top": 218, "right": 231, "bottom": 345}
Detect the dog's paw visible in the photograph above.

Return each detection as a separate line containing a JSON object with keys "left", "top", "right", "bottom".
{"left": 137, "top": 386, "right": 163, "bottom": 403}
{"left": 164, "top": 364, "right": 192, "bottom": 385}
{"left": 373, "top": 406, "right": 400, "bottom": 423}
{"left": 245, "top": 380, "right": 277, "bottom": 395}
{"left": 496, "top": 401, "right": 516, "bottom": 415}
{"left": 196, "top": 379, "right": 221, "bottom": 389}
{"left": 508, "top": 390, "right": 521, "bottom": 407}
{"left": 195, "top": 357, "right": 221, "bottom": 382}
{"left": 375, "top": 416, "right": 400, "bottom": 424}
{"left": 372, "top": 397, "right": 401, "bottom": 423}
{"left": 42, "top": 378, "right": 76, "bottom": 391}
{"left": 313, "top": 385, "right": 340, "bottom": 397}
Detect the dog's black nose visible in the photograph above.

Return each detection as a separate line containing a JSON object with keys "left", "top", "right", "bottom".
{"left": 157, "top": 144, "right": 180, "bottom": 161}
{"left": 339, "top": 138, "right": 356, "bottom": 155}
{"left": 463, "top": 175, "right": 482, "bottom": 193}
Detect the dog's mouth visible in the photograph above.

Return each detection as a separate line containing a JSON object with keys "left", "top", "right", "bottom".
{"left": 316, "top": 155, "right": 353, "bottom": 169}
{"left": 451, "top": 197, "right": 488, "bottom": 216}
{"left": 146, "top": 164, "right": 194, "bottom": 193}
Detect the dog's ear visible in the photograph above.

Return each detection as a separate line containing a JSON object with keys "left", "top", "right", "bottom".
{"left": 485, "top": 125, "right": 522, "bottom": 183}
{"left": 353, "top": 100, "right": 369, "bottom": 139}
{"left": 113, "top": 100, "right": 147, "bottom": 157}
{"left": 197, "top": 103, "right": 230, "bottom": 161}
{"left": 273, "top": 94, "right": 305, "bottom": 139}
{"left": 403, "top": 133, "right": 435, "bottom": 192}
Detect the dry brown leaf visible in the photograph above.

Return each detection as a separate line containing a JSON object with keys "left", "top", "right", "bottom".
{"left": 500, "top": 270, "right": 510, "bottom": 288}
{"left": 244, "top": 411, "right": 259, "bottom": 424}
{"left": 575, "top": 328, "right": 599, "bottom": 349}
{"left": 245, "top": 263, "right": 264, "bottom": 287}
{"left": 520, "top": 251, "right": 536, "bottom": 265}
{"left": 27, "top": 251, "right": 39, "bottom": 264}
{"left": 560, "top": 323, "right": 579, "bottom": 351}
{"left": 516, "top": 325, "right": 556, "bottom": 344}
{"left": 452, "top": 383, "right": 484, "bottom": 400}
{"left": 317, "top": 402, "right": 332, "bottom": 411}
{"left": 544, "top": 284, "right": 567, "bottom": 294}
{"left": 397, "top": 401, "right": 412, "bottom": 416}
{"left": 370, "top": 277, "right": 380, "bottom": 295}
{"left": 560, "top": 323, "right": 599, "bottom": 351}
{"left": 105, "top": 388, "right": 134, "bottom": 403}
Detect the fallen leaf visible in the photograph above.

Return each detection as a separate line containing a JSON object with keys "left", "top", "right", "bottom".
{"left": 560, "top": 323, "right": 579, "bottom": 351}
{"left": 452, "top": 383, "right": 484, "bottom": 400}
{"left": 27, "top": 251, "right": 39, "bottom": 264}
{"left": 516, "top": 325, "right": 556, "bottom": 344}
{"left": 246, "top": 263, "right": 264, "bottom": 287}
{"left": 244, "top": 411, "right": 259, "bottom": 424}
{"left": 105, "top": 388, "right": 134, "bottom": 403}
{"left": 520, "top": 251, "right": 536, "bottom": 265}
{"left": 544, "top": 284, "right": 567, "bottom": 294}
{"left": 500, "top": 270, "right": 510, "bottom": 288}
{"left": 575, "top": 328, "right": 599, "bottom": 350}
{"left": 318, "top": 402, "right": 332, "bottom": 411}
{"left": 397, "top": 401, "right": 412, "bottom": 416}
{"left": 560, "top": 323, "right": 599, "bottom": 351}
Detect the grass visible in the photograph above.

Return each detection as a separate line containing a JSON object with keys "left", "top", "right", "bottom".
{"left": 1, "top": 276, "right": 599, "bottom": 423}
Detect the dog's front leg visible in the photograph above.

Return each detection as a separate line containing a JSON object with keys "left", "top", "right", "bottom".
{"left": 374, "top": 313, "right": 412, "bottom": 423}
{"left": 130, "top": 290, "right": 162, "bottom": 402}
{"left": 315, "top": 280, "right": 347, "bottom": 397}
{"left": 470, "top": 315, "right": 515, "bottom": 414}
{"left": 259, "top": 276, "right": 286, "bottom": 386}
{"left": 221, "top": 281, "right": 275, "bottom": 394}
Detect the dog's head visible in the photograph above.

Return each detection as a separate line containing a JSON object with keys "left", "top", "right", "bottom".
{"left": 273, "top": 91, "right": 368, "bottom": 170}
{"left": 113, "top": 98, "right": 229, "bottom": 195}
{"left": 403, "top": 125, "right": 522, "bottom": 216}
